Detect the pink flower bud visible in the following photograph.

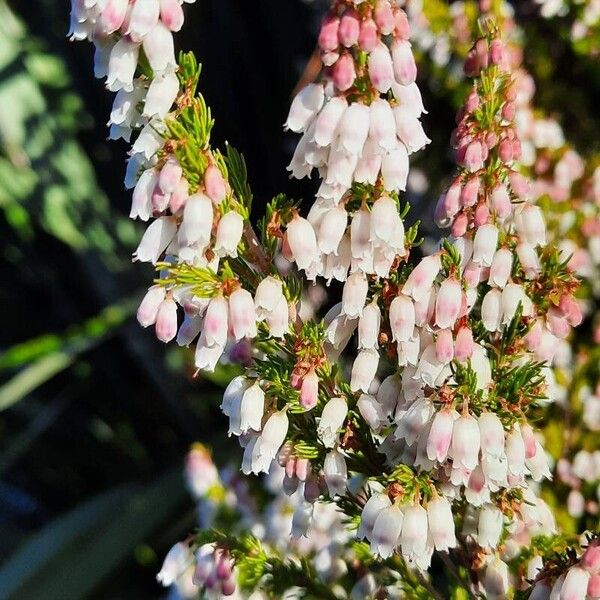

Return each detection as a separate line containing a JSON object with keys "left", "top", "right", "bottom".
{"left": 318, "top": 13, "right": 340, "bottom": 52}
{"left": 547, "top": 306, "right": 570, "bottom": 339}
{"left": 463, "top": 140, "right": 485, "bottom": 172}
{"left": 435, "top": 277, "right": 462, "bottom": 330}
{"left": 464, "top": 49, "right": 479, "bottom": 77}
{"left": 204, "top": 164, "right": 228, "bottom": 204}
{"left": 359, "top": 18, "right": 379, "bottom": 52}
{"left": 455, "top": 326, "right": 474, "bottom": 362}
{"left": 159, "top": 0, "right": 184, "bottom": 32}
{"left": 368, "top": 43, "right": 395, "bottom": 93}
{"left": 155, "top": 297, "right": 178, "bottom": 343}
{"left": 489, "top": 39, "right": 505, "bottom": 65}
{"left": 300, "top": 369, "right": 319, "bottom": 410}
{"left": 374, "top": 0, "right": 395, "bottom": 35}
{"left": 498, "top": 137, "right": 514, "bottom": 163}
{"left": 473, "top": 202, "right": 489, "bottom": 227}
{"left": 461, "top": 176, "right": 480, "bottom": 207}
{"left": 559, "top": 294, "right": 583, "bottom": 327}
{"left": 169, "top": 177, "right": 188, "bottom": 214}
{"left": 394, "top": 9, "right": 411, "bottom": 40}
{"left": 465, "top": 91, "right": 480, "bottom": 113}
{"left": 475, "top": 38, "right": 489, "bottom": 70}
{"left": 152, "top": 183, "right": 170, "bottom": 213}
{"left": 338, "top": 9, "right": 360, "bottom": 47}
{"left": 501, "top": 101, "right": 515, "bottom": 121}
{"left": 581, "top": 542, "right": 600, "bottom": 572}
{"left": 333, "top": 53, "right": 356, "bottom": 91}
{"left": 451, "top": 213, "right": 468, "bottom": 237}
{"left": 588, "top": 574, "right": 600, "bottom": 598}
{"left": 403, "top": 255, "right": 442, "bottom": 302}
{"left": 485, "top": 131, "right": 498, "bottom": 149}
{"left": 435, "top": 328, "right": 454, "bottom": 363}
{"left": 99, "top": 0, "right": 129, "bottom": 34}
{"left": 158, "top": 157, "right": 182, "bottom": 194}
{"left": 520, "top": 423, "right": 537, "bottom": 460}
{"left": 391, "top": 39, "right": 417, "bottom": 86}
{"left": 463, "top": 261, "right": 482, "bottom": 288}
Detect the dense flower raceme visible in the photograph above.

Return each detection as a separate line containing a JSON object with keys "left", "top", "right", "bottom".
{"left": 284, "top": 0, "right": 429, "bottom": 282}
{"left": 70, "top": 1, "right": 591, "bottom": 598}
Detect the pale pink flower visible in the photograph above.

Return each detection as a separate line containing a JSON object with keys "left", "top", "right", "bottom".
{"left": 342, "top": 272, "right": 369, "bottom": 318}
{"left": 318, "top": 397, "right": 348, "bottom": 447}
{"left": 393, "top": 106, "right": 430, "bottom": 154}
{"left": 427, "top": 408, "right": 458, "bottom": 462}
{"left": 106, "top": 38, "right": 140, "bottom": 92}
{"left": 203, "top": 296, "right": 229, "bottom": 348}
{"left": 350, "top": 349, "right": 379, "bottom": 393}
{"left": 144, "top": 67, "right": 179, "bottom": 118}
{"left": 336, "top": 102, "right": 370, "bottom": 154}
{"left": 402, "top": 255, "right": 441, "bottom": 302}
{"left": 451, "top": 412, "right": 481, "bottom": 470}
{"left": 435, "top": 277, "right": 462, "bottom": 329}
{"left": 368, "top": 43, "right": 395, "bottom": 93}
{"left": 228, "top": 288, "right": 257, "bottom": 340}
{"left": 143, "top": 22, "right": 176, "bottom": 72}
{"left": 427, "top": 496, "right": 456, "bottom": 551}
{"left": 358, "top": 492, "right": 392, "bottom": 541}
{"left": 358, "top": 298, "right": 381, "bottom": 350}
{"left": 481, "top": 288, "right": 502, "bottom": 332}
{"left": 137, "top": 286, "right": 166, "bottom": 327}
{"left": 381, "top": 144, "right": 409, "bottom": 191}
{"left": 313, "top": 97, "right": 348, "bottom": 147}
{"left": 214, "top": 211, "right": 244, "bottom": 258}
{"left": 369, "top": 99, "right": 398, "bottom": 151}
{"left": 133, "top": 216, "right": 177, "bottom": 263}
{"left": 391, "top": 39, "right": 417, "bottom": 86}
{"left": 284, "top": 83, "right": 325, "bottom": 133}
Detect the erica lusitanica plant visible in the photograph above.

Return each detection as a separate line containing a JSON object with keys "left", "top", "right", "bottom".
{"left": 68, "top": 0, "right": 600, "bottom": 598}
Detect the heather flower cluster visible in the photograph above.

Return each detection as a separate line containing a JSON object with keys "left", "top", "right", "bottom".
{"left": 68, "top": 1, "right": 600, "bottom": 598}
